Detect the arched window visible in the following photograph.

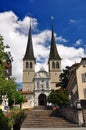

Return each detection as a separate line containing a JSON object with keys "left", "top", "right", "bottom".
{"left": 26, "top": 62, "right": 29, "bottom": 68}
{"left": 56, "top": 62, "right": 59, "bottom": 68}
{"left": 52, "top": 62, "right": 55, "bottom": 69}
{"left": 30, "top": 62, "right": 32, "bottom": 68}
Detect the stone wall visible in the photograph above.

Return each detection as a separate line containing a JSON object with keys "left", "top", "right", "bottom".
{"left": 59, "top": 106, "right": 78, "bottom": 123}
{"left": 82, "top": 109, "right": 86, "bottom": 126}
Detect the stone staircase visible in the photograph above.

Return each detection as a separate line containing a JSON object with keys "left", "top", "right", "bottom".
{"left": 21, "top": 106, "right": 78, "bottom": 128}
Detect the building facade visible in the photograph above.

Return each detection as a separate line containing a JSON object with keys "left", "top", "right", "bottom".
{"left": 67, "top": 58, "right": 86, "bottom": 107}
{"left": 22, "top": 22, "right": 61, "bottom": 108}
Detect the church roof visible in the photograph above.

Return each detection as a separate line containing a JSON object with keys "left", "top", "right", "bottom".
{"left": 49, "top": 24, "right": 61, "bottom": 60}
{"left": 23, "top": 25, "right": 35, "bottom": 61}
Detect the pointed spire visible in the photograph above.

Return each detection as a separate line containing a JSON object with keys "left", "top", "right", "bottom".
{"left": 49, "top": 17, "right": 61, "bottom": 60}
{"left": 23, "top": 18, "right": 35, "bottom": 61}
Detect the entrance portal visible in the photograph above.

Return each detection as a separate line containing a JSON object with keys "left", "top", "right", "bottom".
{"left": 38, "top": 94, "right": 47, "bottom": 106}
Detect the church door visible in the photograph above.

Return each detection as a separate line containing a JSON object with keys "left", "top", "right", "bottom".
{"left": 38, "top": 94, "right": 47, "bottom": 106}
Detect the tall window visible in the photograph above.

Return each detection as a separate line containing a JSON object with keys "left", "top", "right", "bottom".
{"left": 81, "top": 73, "right": 86, "bottom": 82}
{"left": 26, "top": 62, "right": 29, "bottom": 68}
{"left": 52, "top": 62, "right": 55, "bottom": 68}
{"left": 30, "top": 62, "right": 32, "bottom": 68}
{"left": 56, "top": 62, "right": 59, "bottom": 68}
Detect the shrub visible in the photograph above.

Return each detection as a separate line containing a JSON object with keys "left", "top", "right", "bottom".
{"left": 0, "top": 110, "right": 11, "bottom": 130}
{"left": 12, "top": 110, "right": 25, "bottom": 130}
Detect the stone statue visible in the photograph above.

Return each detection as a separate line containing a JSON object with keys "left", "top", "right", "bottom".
{"left": 1, "top": 94, "right": 9, "bottom": 112}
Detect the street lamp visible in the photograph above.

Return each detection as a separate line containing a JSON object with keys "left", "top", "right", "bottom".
{"left": 76, "top": 100, "right": 82, "bottom": 110}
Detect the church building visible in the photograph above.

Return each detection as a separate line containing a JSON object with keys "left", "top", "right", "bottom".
{"left": 22, "top": 21, "right": 61, "bottom": 108}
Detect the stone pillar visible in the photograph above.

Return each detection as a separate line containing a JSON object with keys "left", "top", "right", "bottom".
{"left": 77, "top": 110, "right": 84, "bottom": 126}
{"left": 76, "top": 100, "right": 84, "bottom": 126}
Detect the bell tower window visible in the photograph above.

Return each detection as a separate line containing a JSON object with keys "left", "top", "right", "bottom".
{"left": 52, "top": 62, "right": 55, "bottom": 69}
{"left": 26, "top": 62, "right": 29, "bottom": 68}
{"left": 56, "top": 62, "right": 59, "bottom": 68}
{"left": 30, "top": 62, "right": 32, "bottom": 68}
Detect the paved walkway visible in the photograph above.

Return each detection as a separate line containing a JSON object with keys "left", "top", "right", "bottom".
{"left": 21, "top": 128, "right": 86, "bottom": 130}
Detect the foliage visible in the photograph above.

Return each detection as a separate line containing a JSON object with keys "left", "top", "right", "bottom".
{"left": 0, "top": 78, "right": 17, "bottom": 105}
{"left": 57, "top": 66, "right": 71, "bottom": 88}
{"left": 13, "top": 91, "right": 25, "bottom": 108}
{"left": 0, "top": 110, "right": 11, "bottom": 130}
{"left": 12, "top": 110, "right": 26, "bottom": 130}
{"left": 0, "top": 35, "right": 26, "bottom": 130}
{"left": 47, "top": 90, "right": 58, "bottom": 104}
{"left": 0, "top": 109, "right": 25, "bottom": 130}
{"left": 47, "top": 89, "right": 69, "bottom": 106}
{"left": 0, "top": 35, "right": 24, "bottom": 107}
{"left": 0, "top": 35, "right": 12, "bottom": 66}
{"left": 0, "top": 35, "right": 5, "bottom": 65}
{"left": 0, "top": 69, "right": 17, "bottom": 106}
{"left": 14, "top": 92, "right": 25, "bottom": 104}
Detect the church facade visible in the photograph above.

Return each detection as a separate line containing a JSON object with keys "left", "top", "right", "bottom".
{"left": 22, "top": 23, "right": 61, "bottom": 108}
{"left": 34, "top": 67, "right": 50, "bottom": 106}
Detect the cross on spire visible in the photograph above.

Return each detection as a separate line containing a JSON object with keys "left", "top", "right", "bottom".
{"left": 51, "top": 16, "right": 54, "bottom": 22}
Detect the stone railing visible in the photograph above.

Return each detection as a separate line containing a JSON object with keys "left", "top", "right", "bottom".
{"left": 82, "top": 109, "right": 86, "bottom": 126}
{"left": 59, "top": 106, "right": 78, "bottom": 123}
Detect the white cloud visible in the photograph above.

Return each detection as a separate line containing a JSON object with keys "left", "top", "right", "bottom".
{"left": 69, "top": 19, "right": 77, "bottom": 24}
{"left": 58, "top": 44, "right": 85, "bottom": 59}
{"left": 74, "top": 39, "right": 83, "bottom": 46}
{"left": 57, "top": 44, "right": 85, "bottom": 69}
{"left": 33, "top": 30, "right": 51, "bottom": 46}
{"left": 0, "top": 11, "right": 37, "bottom": 82}
{"left": 0, "top": 11, "right": 86, "bottom": 82}
{"left": 17, "top": 17, "right": 38, "bottom": 35}
{"left": 56, "top": 36, "right": 68, "bottom": 43}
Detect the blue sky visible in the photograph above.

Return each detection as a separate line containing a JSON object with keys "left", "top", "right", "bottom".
{"left": 1, "top": 0, "right": 86, "bottom": 46}
{"left": 0, "top": 0, "right": 86, "bottom": 82}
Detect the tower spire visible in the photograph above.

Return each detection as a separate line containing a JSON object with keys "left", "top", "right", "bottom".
{"left": 23, "top": 18, "right": 35, "bottom": 61}
{"left": 49, "top": 17, "right": 61, "bottom": 60}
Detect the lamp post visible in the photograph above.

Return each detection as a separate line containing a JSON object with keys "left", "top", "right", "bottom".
{"left": 76, "top": 100, "right": 84, "bottom": 126}
{"left": 76, "top": 100, "right": 82, "bottom": 110}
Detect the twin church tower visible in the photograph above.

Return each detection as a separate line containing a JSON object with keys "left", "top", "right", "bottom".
{"left": 22, "top": 20, "right": 61, "bottom": 103}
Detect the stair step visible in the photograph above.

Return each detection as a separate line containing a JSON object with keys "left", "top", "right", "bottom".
{"left": 21, "top": 107, "right": 78, "bottom": 128}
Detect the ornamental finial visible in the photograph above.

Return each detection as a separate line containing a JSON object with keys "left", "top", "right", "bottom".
{"left": 51, "top": 16, "right": 54, "bottom": 22}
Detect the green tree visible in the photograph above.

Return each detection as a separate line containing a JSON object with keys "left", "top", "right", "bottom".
{"left": 57, "top": 66, "right": 71, "bottom": 88}
{"left": 0, "top": 35, "right": 25, "bottom": 107}
{"left": 0, "top": 35, "right": 12, "bottom": 65}
{"left": 0, "top": 35, "right": 16, "bottom": 106}
{"left": 13, "top": 91, "right": 25, "bottom": 108}
{"left": 47, "top": 90, "right": 58, "bottom": 104}
{"left": 0, "top": 110, "right": 11, "bottom": 130}
{"left": 0, "top": 35, "right": 5, "bottom": 65}
{"left": 47, "top": 89, "right": 69, "bottom": 106}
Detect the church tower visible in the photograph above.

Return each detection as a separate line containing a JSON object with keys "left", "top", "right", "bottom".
{"left": 22, "top": 24, "right": 35, "bottom": 92}
{"left": 48, "top": 21, "right": 61, "bottom": 90}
